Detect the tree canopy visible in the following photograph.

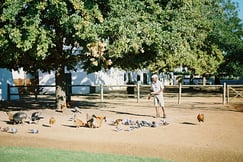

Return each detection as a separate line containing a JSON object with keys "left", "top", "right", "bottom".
{"left": 0, "top": 0, "right": 105, "bottom": 72}
{"left": 0, "top": 0, "right": 243, "bottom": 107}
{"left": 0, "top": 0, "right": 107, "bottom": 108}
{"left": 211, "top": 0, "right": 243, "bottom": 77}
{"left": 1, "top": 0, "right": 242, "bottom": 75}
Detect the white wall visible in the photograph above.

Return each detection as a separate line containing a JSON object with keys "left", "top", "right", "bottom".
{"left": 1, "top": 67, "right": 171, "bottom": 100}
{"left": 12, "top": 68, "right": 25, "bottom": 79}
{"left": 38, "top": 68, "right": 127, "bottom": 94}
{"left": 38, "top": 71, "right": 56, "bottom": 94}
{"left": 0, "top": 68, "right": 19, "bottom": 100}
{"left": 73, "top": 68, "right": 125, "bottom": 94}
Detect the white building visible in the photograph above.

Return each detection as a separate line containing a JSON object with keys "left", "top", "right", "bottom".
{"left": 0, "top": 68, "right": 20, "bottom": 100}
{"left": 38, "top": 68, "right": 152, "bottom": 94}
{"left": 0, "top": 67, "right": 152, "bottom": 100}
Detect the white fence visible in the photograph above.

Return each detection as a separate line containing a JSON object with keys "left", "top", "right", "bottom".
{"left": 7, "top": 83, "right": 243, "bottom": 104}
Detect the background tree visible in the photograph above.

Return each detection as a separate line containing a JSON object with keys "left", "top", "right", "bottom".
{"left": 160, "top": 0, "right": 224, "bottom": 84}
{"left": 100, "top": 0, "right": 242, "bottom": 85}
{"left": 99, "top": 0, "right": 225, "bottom": 85}
{"left": 208, "top": 0, "right": 243, "bottom": 82}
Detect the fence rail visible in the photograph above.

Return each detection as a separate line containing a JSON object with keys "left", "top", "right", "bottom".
{"left": 227, "top": 85, "right": 243, "bottom": 103}
{"left": 7, "top": 83, "right": 243, "bottom": 104}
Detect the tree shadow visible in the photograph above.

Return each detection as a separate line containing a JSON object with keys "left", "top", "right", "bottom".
{"left": 0, "top": 99, "right": 99, "bottom": 112}
{"left": 0, "top": 100, "right": 56, "bottom": 111}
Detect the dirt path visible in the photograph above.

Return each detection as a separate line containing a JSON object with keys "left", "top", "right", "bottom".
{"left": 0, "top": 97, "right": 243, "bottom": 162}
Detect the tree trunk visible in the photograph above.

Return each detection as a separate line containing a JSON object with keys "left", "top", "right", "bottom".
{"left": 189, "top": 74, "right": 194, "bottom": 85}
{"left": 215, "top": 75, "right": 220, "bottom": 85}
{"left": 55, "top": 66, "right": 66, "bottom": 110}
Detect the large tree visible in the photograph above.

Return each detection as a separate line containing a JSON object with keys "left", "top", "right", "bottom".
{"left": 97, "top": 0, "right": 225, "bottom": 85}
{"left": 101, "top": 0, "right": 242, "bottom": 84}
{"left": 1, "top": 0, "right": 242, "bottom": 108}
{"left": 0, "top": 0, "right": 109, "bottom": 109}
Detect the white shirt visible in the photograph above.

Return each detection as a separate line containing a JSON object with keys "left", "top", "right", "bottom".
{"left": 151, "top": 80, "right": 164, "bottom": 95}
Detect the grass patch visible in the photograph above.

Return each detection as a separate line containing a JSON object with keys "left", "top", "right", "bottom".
{"left": 0, "top": 146, "right": 172, "bottom": 162}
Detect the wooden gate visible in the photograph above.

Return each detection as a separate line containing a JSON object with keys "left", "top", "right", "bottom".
{"left": 227, "top": 85, "right": 243, "bottom": 102}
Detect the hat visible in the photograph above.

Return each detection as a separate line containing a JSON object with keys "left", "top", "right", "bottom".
{"left": 151, "top": 74, "right": 158, "bottom": 78}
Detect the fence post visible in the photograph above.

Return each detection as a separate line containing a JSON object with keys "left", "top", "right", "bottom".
{"left": 178, "top": 83, "right": 181, "bottom": 104}
{"left": 34, "top": 86, "right": 38, "bottom": 101}
{"left": 227, "top": 84, "right": 229, "bottom": 104}
{"left": 7, "top": 84, "right": 10, "bottom": 101}
{"left": 137, "top": 83, "right": 140, "bottom": 103}
{"left": 223, "top": 83, "right": 226, "bottom": 105}
{"left": 100, "top": 84, "right": 104, "bottom": 102}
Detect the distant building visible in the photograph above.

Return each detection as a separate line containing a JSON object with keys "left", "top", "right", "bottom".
{"left": 0, "top": 67, "right": 153, "bottom": 100}
{"left": 38, "top": 68, "right": 152, "bottom": 94}
{"left": 2, "top": 66, "right": 220, "bottom": 100}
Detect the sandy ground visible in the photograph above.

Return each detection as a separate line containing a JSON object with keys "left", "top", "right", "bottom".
{"left": 0, "top": 96, "right": 243, "bottom": 162}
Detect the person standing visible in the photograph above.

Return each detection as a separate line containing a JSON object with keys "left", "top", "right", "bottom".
{"left": 148, "top": 74, "right": 166, "bottom": 118}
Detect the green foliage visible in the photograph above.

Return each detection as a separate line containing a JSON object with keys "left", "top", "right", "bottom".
{"left": 0, "top": 0, "right": 110, "bottom": 108}
{"left": 209, "top": 0, "right": 243, "bottom": 77}
{"left": 0, "top": 0, "right": 242, "bottom": 79}
{"left": 0, "top": 0, "right": 105, "bottom": 73}
{"left": 97, "top": 0, "right": 227, "bottom": 75}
